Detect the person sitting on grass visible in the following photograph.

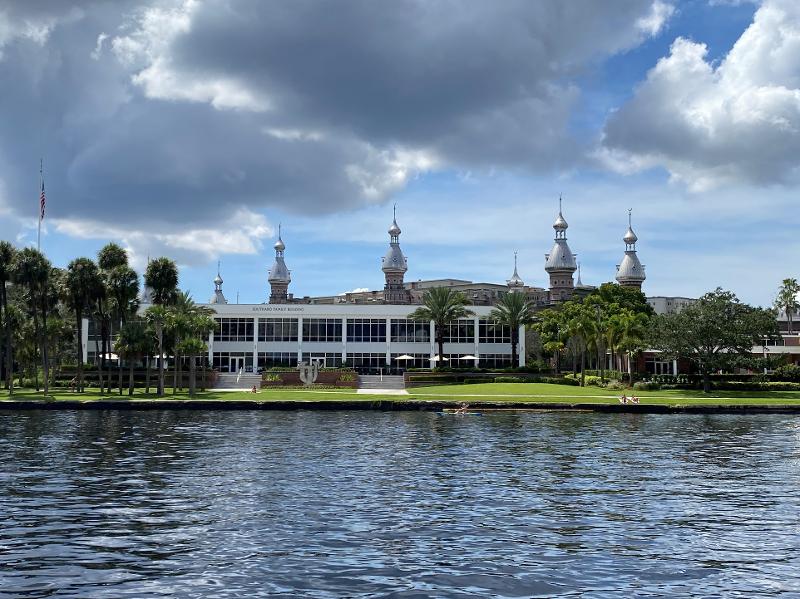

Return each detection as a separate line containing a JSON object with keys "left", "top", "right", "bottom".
{"left": 619, "top": 395, "right": 628, "bottom": 404}
{"left": 251, "top": 385, "right": 259, "bottom": 394}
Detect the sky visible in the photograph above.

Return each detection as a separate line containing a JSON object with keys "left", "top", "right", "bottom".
{"left": 0, "top": 0, "right": 798, "bottom": 307}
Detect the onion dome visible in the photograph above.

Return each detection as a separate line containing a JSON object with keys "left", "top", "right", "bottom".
{"left": 210, "top": 262, "right": 228, "bottom": 304}
{"left": 382, "top": 205, "right": 408, "bottom": 274}
{"left": 268, "top": 225, "right": 291, "bottom": 284}
{"left": 544, "top": 197, "right": 577, "bottom": 273}
{"left": 616, "top": 209, "right": 646, "bottom": 286}
{"left": 507, "top": 252, "right": 524, "bottom": 289}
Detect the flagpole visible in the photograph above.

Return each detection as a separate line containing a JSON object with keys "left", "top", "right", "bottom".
{"left": 37, "top": 159, "right": 43, "bottom": 252}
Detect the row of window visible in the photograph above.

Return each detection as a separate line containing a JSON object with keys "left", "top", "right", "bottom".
{"left": 214, "top": 318, "right": 512, "bottom": 343}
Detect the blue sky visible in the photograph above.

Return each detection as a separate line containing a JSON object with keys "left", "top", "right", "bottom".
{"left": 1, "top": 0, "right": 798, "bottom": 307}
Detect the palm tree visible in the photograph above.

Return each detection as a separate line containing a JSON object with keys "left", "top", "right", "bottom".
{"left": 63, "top": 258, "right": 101, "bottom": 393}
{"left": 145, "top": 305, "right": 169, "bottom": 396}
{"left": 98, "top": 243, "right": 132, "bottom": 393}
{"left": 12, "top": 248, "right": 52, "bottom": 396}
{"left": 115, "top": 321, "right": 148, "bottom": 396}
{"left": 775, "top": 278, "right": 800, "bottom": 335}
{"left": 145, "top": 258, "right": 178, "bottom": 396}
{"left": 409, "top": 287, "right": 474, "bottom": 366}
{"left": 168, "top": 291, "right": 196, "bottom": 394}
{"left": 0, "top": 241, "right": 16, "bottom": 394}
{"left": 178, "top": 313, "right": 216, "bottom": 396}
{"left": 107, "top": 265, "right": 139, "bottom": 394}
{"left": 617, "top": 309, "right": 650, "bottom": 384}
{"left": 489, "top": 292, "right": 535, "bottom": 368}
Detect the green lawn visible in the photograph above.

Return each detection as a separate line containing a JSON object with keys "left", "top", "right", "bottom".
{"left": 407, "top": 382, "right": 800, "bottom": 406}
{"left": 2, "top": 382, "right": 800, "bottom": 407}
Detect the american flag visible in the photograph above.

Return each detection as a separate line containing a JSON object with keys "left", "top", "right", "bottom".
{"left": 39, "top": 181, "right": 46, "bottom": 221}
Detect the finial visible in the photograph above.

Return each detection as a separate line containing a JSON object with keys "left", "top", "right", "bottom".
{"left": 628, "top": 208, "right": 632, "bottom": 227}
{"left": 559, "top": 194, "right": 562, "bottom": 214}
{"left": 514, "top": 250, "right": 518, "bottom": 270}
{"left": 393, "top": 203, "right": 396, "bottom": 221}
{"left": 217, "top": 260, "right": 221, "bottom": 276}
{"left": 278, "top": 222, "right": 282, "bottom": 240}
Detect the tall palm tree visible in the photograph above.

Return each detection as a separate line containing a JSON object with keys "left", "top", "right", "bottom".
{"left": 0, "top": 241, "right": 16, "bottom": 394}
{"left": 168, "top": 291, "right": 197, "bottom": 394}
{"left": 409, "top": 287, "right": 474, "bottom": 366}
{"left": 617, "top": 309, "right": 650, "bottom": 384}
{"left": 63, "top": 258, "right": 101, "bottom": 393}
{"left": 178, "top": 313, "right": 216, "bottom": 396}
{"left": 489, "top": 292, "right": 535, "bottom": 368}
{"left": 145, "top": 258, "right": 178, "bottom": 396}
{"left": 775, "top": 278, "right": 800, "bottom": 335}
{"left": 107, "top": 265, "right": 139, "bottom": 394}
{"left": 115, "top": 321, "right": 148, "bottom": 396}
{"left": 98, "top": 243, "right": 131, "bottom": 393}
{"left": 145, "top": 304, "right": 170, "bottom": 396}
{"left": 12, "top": 248, "right": 52, "bottom": 396}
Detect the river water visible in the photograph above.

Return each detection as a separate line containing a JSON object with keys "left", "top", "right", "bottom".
{"left": 0, "top": 410, "right": 799, "bottom": 598}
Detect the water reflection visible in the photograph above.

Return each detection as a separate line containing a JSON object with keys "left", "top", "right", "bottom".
{"left": 1, "top": 410, "right": 799, "bottom": 597}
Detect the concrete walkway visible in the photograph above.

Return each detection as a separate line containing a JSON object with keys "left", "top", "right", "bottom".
{"left": 356, "top": 389, "right": 409, "bottom": 395}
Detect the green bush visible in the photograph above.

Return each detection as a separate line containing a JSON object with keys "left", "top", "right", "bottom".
{"left": 338, "top": 372, "right": 356, "bottom": 382}
{"left": 604, "top": 380, "right": 625, "bottom": 390}
{"left": 495, "top": 376, "right": 526, "bottom": 383}
{"left": 263, "top": 373, "right": 282, "bottom": 382}
{"left": 774, "top": 364, "right": 800, "bottom": 382}
{"left": 714, "top": 381, "right": 800, "bottom": 391}
{"left": 633, "top": 381, "right": 660, "bottom": 391}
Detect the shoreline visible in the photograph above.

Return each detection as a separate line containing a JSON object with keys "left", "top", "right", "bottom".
{"left": 2, "top": 398, "right": 800, "bottom": 414}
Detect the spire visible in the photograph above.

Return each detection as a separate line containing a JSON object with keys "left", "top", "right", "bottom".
{"left": 616, "top": 209, "right": 645, "bottom": 288}
{"left": 210, "top": 261, "right": 227, "bottom": 304}
{"left": 269, "top": 224, "right": 291, "bottom": 303}
{"left": 553, "top": 193, "right": 568, "bottom": 236}
{"left": 576, "top": 262, "right": 583, "bottom": 287}
{"left": 507, "top": 251, "right": 524, "bottom": 289}
{"left": 382, "top": 204, "right": 409, "bottom": 303}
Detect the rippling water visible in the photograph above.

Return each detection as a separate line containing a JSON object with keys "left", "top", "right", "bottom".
{"left": 1, "top": 410, "right": 800, "bottom": 598}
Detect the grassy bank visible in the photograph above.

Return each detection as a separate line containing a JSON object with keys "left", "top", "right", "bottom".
{"left": 3, "top": 382, "right": 800, "bottom": 407}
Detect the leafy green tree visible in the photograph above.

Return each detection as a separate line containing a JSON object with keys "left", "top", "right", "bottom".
{"left": 0, "top": 241, "right": 16, "bottom": 394}
{"left": 587, "top": 282, "right": 654, "bottom": 317}
{"left": 144, "top": 258, "right": 178, "bottom": 396}
{"left": 177, "top": 313, "right": 216, "bottom": 396}
{"left": 63, "top": 258, "right": 102, "bottom": 392}
{"left": 774, "top": 278, "right": 800, "bottom": 335}
{"left": 12, "top": 248, "right": 52, "bottom": 395}
{"left": 489, "top": 292, "right": 535, "bottom": 368}
{"left": 650, "top": 288, "right": 779, "bottom": 392}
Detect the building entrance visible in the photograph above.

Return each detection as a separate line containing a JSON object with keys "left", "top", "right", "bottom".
{"left": 230, "top": 357, "right": 245, "bottom": 373}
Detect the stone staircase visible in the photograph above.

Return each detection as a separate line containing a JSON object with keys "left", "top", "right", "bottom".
{"left": 358, "top": 374, "right": 406, "bottom": 390}
{"left": 214, "top": 372, "right": 263, "bottom": 390}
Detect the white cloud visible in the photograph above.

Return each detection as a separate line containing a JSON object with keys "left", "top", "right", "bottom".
{"left": 603, "top": 0, "right": 800, "bottom": 190}
{"left": 53, "top": 207, "right": 273, "bottom": 269}
{"left": 636, "top": 0, "right": 676, "bottom": 36}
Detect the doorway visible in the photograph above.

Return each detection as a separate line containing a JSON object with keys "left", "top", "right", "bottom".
{"left": 230, "top": 357, "right": 245, "bottom": 373}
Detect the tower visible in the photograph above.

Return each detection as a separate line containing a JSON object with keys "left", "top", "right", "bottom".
{"left": 544, "top": 196, "right": 577, "bottom": 304}
{"left": 615, "top": 209, "right": 646, "bottom": 290}
{"left": 506, "top": 251, "right": 525, "bottom": 292}
{"left": 381, "top": 205, "right": 410, "bottom": 304}
{"left": 268, "top": 225, "right": 291, "bottom": 303}
{"left": 210, "top": 262, "right": 227, "bottom": 304}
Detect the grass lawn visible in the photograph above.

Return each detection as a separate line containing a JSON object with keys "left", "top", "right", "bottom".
{"left": 2, "top": 382, "right": 800, "bottom": 407}
{"left": 407, "top": 383, "right": 800, "bottom": 406}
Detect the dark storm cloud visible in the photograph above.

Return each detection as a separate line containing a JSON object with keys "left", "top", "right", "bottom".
{"left": 0, "top": 0, "right": 668, "bottom": 233}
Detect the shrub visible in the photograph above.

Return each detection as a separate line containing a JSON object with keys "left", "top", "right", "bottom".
{"left": 338, "top": 372, "right": 356, "bottom": 382}
{"left": 633, "top": 381, "right": 660, "bottom": 391}
{"left": 605, "top": 380, "right": 625, "bottom": 390}
{"left": 263, "top": 373, "right": 282, "bottom": 382}
{"left": 541, "top": 376, "right": 580, "bottom": 386}
{"left": 495, "top": 376, "right": 526, "bottom": 383}
{"left": 774, "top": 364, "right": 800, "bottom": 382}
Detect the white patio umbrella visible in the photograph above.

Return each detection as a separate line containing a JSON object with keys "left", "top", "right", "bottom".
{"left": 431, "top": 356, "right": 449, "bottom": 362}
{"left": 460, "top": 355, "right": 478, "bottom": 360}
{"left": 394, "top": 354, "right": 415, "bottom": 361}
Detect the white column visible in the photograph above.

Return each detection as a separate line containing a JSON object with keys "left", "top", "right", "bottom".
{"left": 385, "top": 317, "right": 392, "bottom": 366}
{"left": 473, "top": 316, "right": 480, "bottom": 368}
{"left": 207, "top": 330, "right": 213, "bottom": 363}
{"left": 81, "top": 317, "right": 89, "bottom": 364}
{"left": 297, "top": 316, "right": 304, "bottom": 363}
{"left": 673, "top": 359, "right": 678, "bottom": 375}
{"left": 252, "top": 317, "right": 259, "bottom": 372}
{"left": 341, "top": 317, "right": 347, "bottom": 364}
{"left": 429, "top": 320, "right": 436, "bottom": 368}
{"left": 518, "top": 324, "right": 526, "bottom": 367}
